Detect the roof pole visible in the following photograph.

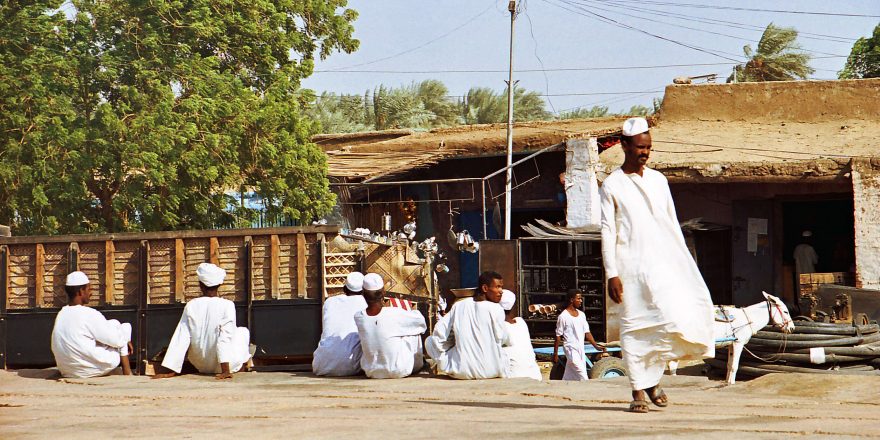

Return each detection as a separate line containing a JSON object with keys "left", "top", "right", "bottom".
{"left": 504, "top": 0, "right": 517, "bottom": 240}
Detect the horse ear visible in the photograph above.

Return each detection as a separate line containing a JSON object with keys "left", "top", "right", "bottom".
{"left": 761, "top": 291, "right": 772, "bottom": 300}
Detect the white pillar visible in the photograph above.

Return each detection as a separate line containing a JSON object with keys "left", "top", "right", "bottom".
{"left": 852, "top": 160, "right": 880, "bottom": 289}
{"left": 564, "top": 137, "right": 600, "bottom": 228}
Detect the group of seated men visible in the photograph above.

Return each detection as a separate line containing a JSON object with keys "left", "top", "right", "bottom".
{"left": 51, "top": 263, "right": 253, "bottom": 379}
{"left": 314, "top": 270, "right": 543, "bottom": 381}
{"left": 50, "top": 265, "right": 547, "bottom": 381}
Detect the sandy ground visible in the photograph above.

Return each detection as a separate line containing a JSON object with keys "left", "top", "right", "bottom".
{"left": 1, "top": 366, "right": 879, "bottom": 440}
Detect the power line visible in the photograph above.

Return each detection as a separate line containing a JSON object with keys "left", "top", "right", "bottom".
{"left": 311, "top": 89, "right": 674, "bottom": 101}
{"left": 592, "top": 0, "right": 858, "bottom": 43}
{"left": 598, "top": 0, "right": 880, "bottom": 18}
{"left": 544, "top": 0, "right": 746, "bottom": 62}
{"left": 322, "top": 2, "right": 496, "bottom": 72}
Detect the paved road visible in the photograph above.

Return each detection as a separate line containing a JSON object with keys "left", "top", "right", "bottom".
{"left": 1, "top": 368, "right": 878, "bottom": 439}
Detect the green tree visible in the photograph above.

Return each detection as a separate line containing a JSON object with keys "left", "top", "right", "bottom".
{"left": 557, "top": 106, "right": 610, "bottom": 120}
{"left": 728, "top": 23, "right": 814, "bottom": 82}
{"left": 0, "top": 0, "right": 358, "bottom": 234}
{"left": 459, "top": 86, "right": 551, "bottom": 124}
{"left": 839, "top": 24, "right": 880, "bottom": 79}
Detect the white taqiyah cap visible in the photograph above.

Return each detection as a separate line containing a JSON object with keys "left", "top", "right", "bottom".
{"left": 622, "top": 117, "right": 649, "bottom": 136}
{"left": 65, "top": 271, "right": 90, "bottom": 287}
{"left": 363, "top": 273, "right": 384, "bottom": 291}
{"left": 197, "top": 262, "right": 226, "bottom": 287}
{"left": 344, "top": 272, "right": 364, "bottom": 293}
{"left": 500, "top": 289, "right": 516, "bottom": 311}
{"left": 802, "top": 230, "right": 812, "bottom": 237}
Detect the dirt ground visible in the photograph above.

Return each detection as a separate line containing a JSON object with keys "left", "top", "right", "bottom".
{"left": 2, "top": 366, "right": 879, "bottom": 440}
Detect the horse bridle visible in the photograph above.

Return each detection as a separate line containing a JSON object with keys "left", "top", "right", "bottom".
{"left": 765, "top": 297, "right": 791, "bottom": 331}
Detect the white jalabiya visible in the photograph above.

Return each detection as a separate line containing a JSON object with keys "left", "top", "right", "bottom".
{"left": 555, "top": 309, "right": 591, "bottom": 381}
{"left": 51, "top": 305, "right": 132, "bottom": 378}
{"left": 793, "top": 243, "right": 818, "bottom": 276}
{"left": 600, "top": 167, "right": 714, "bottom": 391}
{"left": 161, "top": 296, "right": 252, "bottom": 374}
{"left": 425, "top": 298, "right": 510, "bottom": 379}
{"left": 312, "top": 294, "right": 367, "bottom": 376}
{"left": 355, "top": 307, "right": 427, "bottom": 379}
{"left": 504, "top": 317, "right": 542, "bottom": 380}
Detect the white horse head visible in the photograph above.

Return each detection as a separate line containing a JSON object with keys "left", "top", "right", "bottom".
{"left": 762, "top": 291, "right": 794, "bottom": 334}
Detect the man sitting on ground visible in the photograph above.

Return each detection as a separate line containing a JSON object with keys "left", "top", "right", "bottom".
{"left": 154, "top": 263, "right": 253, "bottom": 380}
{"left": 312, "top": 272, "right": 367, "bottom": 376}
{"left": 355, "top": 273, "right": 427, "bottom": 379}
{"left": 51, "top": 271, "right": 133, "bottom": 378}
{"left": 425, "top": 271, "right": 510, "bottom": 379}
{"left": 500, "top": 290, "right": 542, "bottom": 381}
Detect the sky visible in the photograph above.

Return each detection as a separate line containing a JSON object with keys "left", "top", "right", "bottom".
{"left": 302, "top": 0, "right": 880, "bottom": 115}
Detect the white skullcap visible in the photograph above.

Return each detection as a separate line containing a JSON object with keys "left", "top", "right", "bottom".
{"left": 363, "top": 273, "right": 384, "bottom": 291}
{"left": 197, "top": 262, "right": 226, "bottom": 287}
{"left": 802, "top": 230, "right": 812, "bottom": 237}
{"left": 622, "top": 117, "right": 649, "bottom": 136}
{"left": 344, "top": 272, "right": 364, "bottom": 293}
{"left": 499, "top": 289, "right": 516, "bottom": 311}
{"left": 65, "top": 271, "right": 89, "bottom": 287}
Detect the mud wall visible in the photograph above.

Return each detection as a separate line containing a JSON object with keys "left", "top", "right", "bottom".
{"left": 660, "top": 78, "right": 880, "bottom": 123}
{"left": 852, "top": 160, "right": 880, "bottom": 289}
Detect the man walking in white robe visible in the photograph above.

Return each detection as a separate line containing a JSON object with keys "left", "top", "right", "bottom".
{"left": 51, "top": 271, "right": 133, "bottom": 378}
{"left": 154, "top": 263, "right": 252, "bottom": 380}
{"left": 600, "top": 117, "right": 714, "bottom": 412}
{"left": 355, "top": 273, "right": 427, "bottom": 378}
{"left": 425, "top": 271, "right": 510, "bottom": 379}
{"left": 312, "top": 272, "right": 368, "bottom": 376}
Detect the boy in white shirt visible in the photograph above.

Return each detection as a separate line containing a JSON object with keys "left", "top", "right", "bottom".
{"left": 500, "top": 290, "right": 542, "bottom": 380}
{"left": 51, "top": 271, "right": 133, "bottom": 378}
{"left": 553, "top": 289, "right": 605, "bottom": 381}
{"left": 354, "top": 273, "right": 427, "bottom": 378}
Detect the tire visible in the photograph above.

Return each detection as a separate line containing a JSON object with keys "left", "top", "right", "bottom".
{"left": 854, "top": 313, "right": 869, "bottom": 326}
{"left": 589, "top": 356, "right": 627, "bottom": 379}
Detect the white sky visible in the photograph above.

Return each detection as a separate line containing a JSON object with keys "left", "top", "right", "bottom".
{"left": 302, "top": 0, "right": 880, "bottom": 114}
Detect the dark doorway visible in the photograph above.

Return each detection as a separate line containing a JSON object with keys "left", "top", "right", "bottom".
{"left": 782, "top": 198, "right": 855, "bottom": 274}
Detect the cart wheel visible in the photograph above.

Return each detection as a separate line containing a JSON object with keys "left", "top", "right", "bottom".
{"left": 589, "top": 357, "right": 627, "bottom": 379}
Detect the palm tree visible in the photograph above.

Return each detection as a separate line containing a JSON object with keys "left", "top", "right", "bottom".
{"left": 728, "top": 23, "right": 814, "bottom": 82}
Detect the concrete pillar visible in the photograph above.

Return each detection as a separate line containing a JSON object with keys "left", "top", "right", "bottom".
{"left": 564, "top": 137, "right": 600, "bottom": 228}
{"left": 852, "top": 159, "right": 880, "bottom": 289}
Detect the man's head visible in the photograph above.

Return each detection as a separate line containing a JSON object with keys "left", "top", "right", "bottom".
{"left": 478, "top": 271, "right": 504, "bottom": 303}
{"left": 343, "top": 272, "right": 365, "bottom": 296}
{"left": 362, "top": 273, "right": 385, "bottom": 305}
{"left": 802, "top": 230, "right": 813, "bottom": 243}
{"left": 621, "top": 117, "right": 652, "bottom": 168}
{"left": 65, "top": 271, "right": 91, "bottom": 305}
{"left": 197, "top": 262, "right": 225, "bottom": 296}
{"left": 567, "top": 289, "right": 583, "bottom": 308}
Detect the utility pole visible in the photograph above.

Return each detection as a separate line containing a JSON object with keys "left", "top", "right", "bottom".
{"left": 504, "top": 0, "right": 517, "bottom": 240}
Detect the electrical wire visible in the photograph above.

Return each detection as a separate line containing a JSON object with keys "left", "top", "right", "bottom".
{"left": 597, "top": 0, "right": 880, "bottom": 18}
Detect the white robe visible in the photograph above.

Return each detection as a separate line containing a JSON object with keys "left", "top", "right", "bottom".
{"left": 312, "top": 294, "right": 367, "bottom": 376}
{"left": 556, "top": 310, "right": 590, "bottom": 381}
{"left": 504, "top": 317, "right": 542, "bottom": 380}
{"left": 425, "top": 298, "right": 510, "bottom": 380}
{"left": 793, "top": 243, "right": 818, "bottom": 277}
{"left": 600, "top": 167, "right": 714, "bottom": 391}
{"left": 161, "top": 296, "right": 252, "bottom": 374}
{"left": 51, "top": 305, "right": 132, "bottom": 378}
{"left": 355, "top": 307, "right": 427, "bottom": 379}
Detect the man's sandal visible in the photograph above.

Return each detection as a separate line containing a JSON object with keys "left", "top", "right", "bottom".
{"left": 628, "top": 399, "right": 649, "bottom": 413}
{"left": 648, "top": 387, "right": 669, "bottom": 407}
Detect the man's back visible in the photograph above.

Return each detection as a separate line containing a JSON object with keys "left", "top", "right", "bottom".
{"left": 313, "top": 294, "right": 367, "bottom": 376}
{"left": 355, "top": 307, "right": 426, "bottom": 379}
{"left": 51, "top": 305, "right": 129, "bottom": 378}
{"left": 178, "top": 296, "right": 235, "bottom": 373}
{"left": 793, "top": 243, "right": 818, "bottom": 274}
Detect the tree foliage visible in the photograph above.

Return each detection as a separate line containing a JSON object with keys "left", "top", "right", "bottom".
{"left": 839, "top": 24, "right": 880, "bottom": 79}
{"left": 0, "top": 0, "right": 358, "bottom": 234}
{"left": 727, "top": 23, "right": 814, "bottom": 82}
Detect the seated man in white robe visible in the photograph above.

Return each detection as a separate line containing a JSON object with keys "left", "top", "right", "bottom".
{"left": 355, "top": 273, "right": 427, "bottom": 379}
{"left": 154, "top": 263, "right": 253, "bottom": 380}
{"left": 500, "top": 290, "right": 542, "bottom": 381}
{"left": 426, "top": 271, "right": 510, "bottom": 379}
{"left": 312, "top": 272, "right": 367, "bottom": 376}
{"left": 51, "top": 271, "right": 133, "bottom": 378}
